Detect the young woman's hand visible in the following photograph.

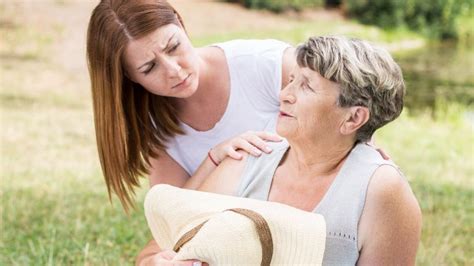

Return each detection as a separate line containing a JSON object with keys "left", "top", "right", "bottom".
{"left": 209, "top": 131, "right": 282, "bottom": 165}
{"left": 138, "top": 250, "right": 204, "bottom": 266}
{"left": 367, "top": 137, "right": 390, "bottom": 160}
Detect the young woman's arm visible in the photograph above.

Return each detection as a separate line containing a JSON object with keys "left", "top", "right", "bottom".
{"left": 148, "top": 149, "right": 190, "bottom": 188}
{"left": 140, "top": 133, "right": 277, "bottom": 264}
{"left": 357, "top": 165, "right": 422, "bottom": 265}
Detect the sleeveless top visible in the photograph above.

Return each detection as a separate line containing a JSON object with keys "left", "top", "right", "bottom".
{"left": 235, "top": 140, "right": 399, "bottom": 265}
{"left": 165, "top": 39, "right": 290, "bottom": 175}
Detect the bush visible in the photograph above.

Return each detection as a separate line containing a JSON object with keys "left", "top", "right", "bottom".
{"left": 345, "top": 0, "right": 474, "bottom": 40}
{"left": 224, "top": 0, "right": 325, "bottom": 13}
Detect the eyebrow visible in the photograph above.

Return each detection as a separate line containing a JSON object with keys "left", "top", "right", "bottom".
{"left": 136, "top": 32, "right": 177, "bottom": 71}
{"left": 302, "top": 74, "right": 316, "bottom": 90}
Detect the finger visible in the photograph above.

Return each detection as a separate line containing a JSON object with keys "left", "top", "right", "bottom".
{"left": 226, "top": 146, "right": 244, "bottom": 160}
{"left": 233, "top": 139, "right": 262, "bottom": 157}
{"left": 376, "top": 148, "right": 391, "bottom": 160}
{"left": 244, "top": 134, "right": 273, "bottom": 154}
{"left": 255, "top": 131, "right": 283, "bottom": 142}
{"left": 157, "top": 250, "right": 177, "bottom": 260}
{"left": 171, "top": 259, "right": 203, "bottom": 266}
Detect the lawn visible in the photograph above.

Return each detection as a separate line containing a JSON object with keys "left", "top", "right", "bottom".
{"left": 1, "top": 1, "right": 472, "bottom": 265}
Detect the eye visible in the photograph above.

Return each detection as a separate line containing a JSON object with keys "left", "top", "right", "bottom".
{"left": 303, "top": 82, "right": 314, "bottom": 92}
{"left": 143, "top": 63, "right": 155, "bottom": 75}
{"left": 288, "top": 76, "right": 294, "bottom": 83}
{"left": 169, "top": 42, "right": 180, "bottom": 53}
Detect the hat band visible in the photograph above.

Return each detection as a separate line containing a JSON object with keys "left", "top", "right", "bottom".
{"left": 173, "top": 208, "right": 274, "bottom": 266}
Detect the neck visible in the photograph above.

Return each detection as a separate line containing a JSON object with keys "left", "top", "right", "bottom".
{"left": 285, "top": 136, "right": 355, "bottom": 178}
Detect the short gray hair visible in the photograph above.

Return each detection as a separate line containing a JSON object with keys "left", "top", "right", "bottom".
{"left": 296, "top": 36, "right": 405, "bottom": 142}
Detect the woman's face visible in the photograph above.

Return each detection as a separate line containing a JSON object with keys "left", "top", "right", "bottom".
{"left": 276, "top": 66, "right": 347, "bottom": 141}
{"left": 123, "top": 23, "right": 200, "bottom": 98}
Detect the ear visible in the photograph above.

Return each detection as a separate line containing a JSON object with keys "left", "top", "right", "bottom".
{"left": 340, "top": 106, "right": 369, "bottom": 135}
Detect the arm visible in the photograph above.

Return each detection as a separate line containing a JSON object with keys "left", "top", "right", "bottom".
{"left": 148, "top": 149, "right": 190, "bottom": 188}
{"left": 357, "top": 165, "right": 422, "bottom": 265}
{"left": 137, "top": 152, "right": 249, "bottom": 265}
{"left": 186, "top": 131, "right": 282, "bottom": 190}
{"left": 198, "top": 150, "right": 249, "bottom": 195}
{"left": 135, "top": 240, "right": 161, "bottom": 266}
{"left": 142, "top": 134, "right": 273, "bottom": 262}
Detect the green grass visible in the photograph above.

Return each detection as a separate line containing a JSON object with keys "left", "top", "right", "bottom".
{"left": 375, "top": 107, "right": 474, "bottom": 265}
{"left": 192, "top": 19, "right": 425, "bottom": 50}
{"left": 1, "top": 2, "right": 473, "bottom": 265}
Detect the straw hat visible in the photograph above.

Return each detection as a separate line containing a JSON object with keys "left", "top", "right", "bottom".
{"left": 144, "top": 184, "right": 326, "bottom": 265}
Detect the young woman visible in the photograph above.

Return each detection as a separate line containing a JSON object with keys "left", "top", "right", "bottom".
{"left": 87, "top": 0, "right": 294, "bottom": 210}
{"left": 87, "top": 0, "right": 293, "bottom": 264}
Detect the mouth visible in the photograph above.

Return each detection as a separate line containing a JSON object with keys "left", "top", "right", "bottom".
{"left": 172, "top": 74, "right": 191, "bottom": 89}
{"left": 279, "top": 111, "right": 294, "bottom": 118}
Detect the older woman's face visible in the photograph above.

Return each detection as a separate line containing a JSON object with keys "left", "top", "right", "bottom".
{"left": 277, "top": 66, "right": 347, "bottom": 141}
{"left": 123, "top": 24, "right": 200, "bottom": 98}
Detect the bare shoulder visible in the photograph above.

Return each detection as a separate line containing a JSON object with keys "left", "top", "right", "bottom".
{"left": 281, "top": 47, "right": 296, "bottom": 88}
{"left": 369, "top": 165, "right": 414, "bottom": 200}
{"left": 198, "top": 151, "right": 249, "bottom": 196}
{"left": 357, "top": 165, "right": 422, "bottom": 265}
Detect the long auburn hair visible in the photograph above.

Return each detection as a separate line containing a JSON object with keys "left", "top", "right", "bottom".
{"left": 86, "top": 0, "right": 185, "bottom": 212}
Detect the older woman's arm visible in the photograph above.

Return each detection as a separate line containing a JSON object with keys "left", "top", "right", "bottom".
{"left": 357, "top": 165, "right": 422, "bottom": 265}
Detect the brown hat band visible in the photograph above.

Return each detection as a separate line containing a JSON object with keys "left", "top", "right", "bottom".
{"left": 173, "top": 208, "right": 274, "bottom": 266}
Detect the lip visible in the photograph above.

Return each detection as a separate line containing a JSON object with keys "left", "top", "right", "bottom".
{"left": 172, "top": 74, "right": 191, "bottom": 89}
{"left": 279, "top": 111, "right": 294, "bottom": 118}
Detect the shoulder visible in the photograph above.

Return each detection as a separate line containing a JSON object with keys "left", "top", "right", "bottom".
{"left": 365, "top": 165, "right": 420, "bottom": 222}
{"left": 370, "top": 165, "right": 411, "bottom": 200}
{"left": 357, "top": 165, "right": 422, "bottom": 264}
{"left": 198, "top": 140, "right": 288, "bottom": 195}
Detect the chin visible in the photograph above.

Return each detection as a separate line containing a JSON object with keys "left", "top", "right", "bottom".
{"left": 177, "top": 77, "right": 199, "bottom": 98}
{"left": 276, "top": 123, "right": 293, "bottom": 139}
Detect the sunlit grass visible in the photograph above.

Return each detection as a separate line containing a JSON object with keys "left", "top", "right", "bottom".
{"left": 192, "top": 19, "right": 425, "bottom": 51}
{"left": 1, "top": 2, "right": 472, "bottom": 265}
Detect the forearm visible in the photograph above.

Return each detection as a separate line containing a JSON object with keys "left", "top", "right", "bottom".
{"left": 183, "top": 155, "right": 217, "bottom": 190}
{"left": 135, "top": 239, "right": 162, "bottom": 266}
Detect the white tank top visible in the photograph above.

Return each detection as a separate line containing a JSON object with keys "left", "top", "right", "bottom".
{"left": 165, "top": 39, "right": 291, "bottom": 175}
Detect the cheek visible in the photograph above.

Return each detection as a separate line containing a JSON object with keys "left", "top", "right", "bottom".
{"left": 138, "top": 75, "right": 168, "bottom": 94}
{"left": 300, "top": 102, "right": 338, "bottom": 132}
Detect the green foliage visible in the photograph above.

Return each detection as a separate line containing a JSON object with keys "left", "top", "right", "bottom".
{"left": 345, "top": 0, "right": 474, "bottom": 40}
{"left": 224, "top": 0, "right": 324, "bottom": 12}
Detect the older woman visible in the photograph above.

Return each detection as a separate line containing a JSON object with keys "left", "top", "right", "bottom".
{"left": 197, "top": 36, "right": 422, "bottom": 265}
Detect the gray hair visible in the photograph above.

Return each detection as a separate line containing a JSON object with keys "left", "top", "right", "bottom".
{"left": 296, "top": 36, "right": 405, "bottom": 142}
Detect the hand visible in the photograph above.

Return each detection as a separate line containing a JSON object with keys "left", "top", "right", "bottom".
{"left": 139, "top": 250, "right": 204, "bottom": 266}
{"left": 367, "top": 138, "right": 390, "bottom": 160}
{"left": 210, "top": 131, "right": 283, "bottom": 164}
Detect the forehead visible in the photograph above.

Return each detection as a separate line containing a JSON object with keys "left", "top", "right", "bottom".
{"left": 123, "top": 24, "right": 180, "bottom": 66}
{"left": 291, "top": 66, "right": 320, "bottom": 80}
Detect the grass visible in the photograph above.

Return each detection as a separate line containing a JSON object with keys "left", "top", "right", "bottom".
{"left": 192, "top": 19, "right": 425, "bottom": 51}
{"left": 1, "top": 1, "right": 473, "bottom": 265}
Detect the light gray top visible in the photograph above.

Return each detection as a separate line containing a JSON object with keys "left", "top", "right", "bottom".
{"left": 236, "top": 140, "right": 398, "bottom": 265}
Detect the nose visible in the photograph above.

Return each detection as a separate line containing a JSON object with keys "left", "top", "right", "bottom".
{"left": 279, "top": 84, "right": 296, "bottom": 104}
{"left": 161, "top": 56, "right": 181, "bottom": 78}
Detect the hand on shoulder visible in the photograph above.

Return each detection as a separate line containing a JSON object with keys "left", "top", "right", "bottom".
{"left": 209, "top": 131, "right": 282, "bottom": 165}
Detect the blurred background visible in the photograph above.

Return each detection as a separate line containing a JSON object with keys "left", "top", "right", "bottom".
{"left": 1, "top": 0, "right": 472, "bottom": 264}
